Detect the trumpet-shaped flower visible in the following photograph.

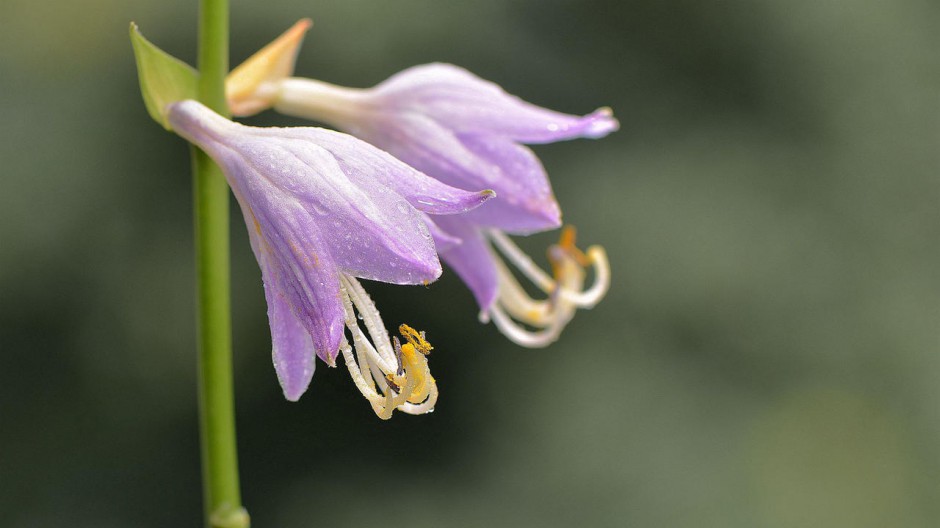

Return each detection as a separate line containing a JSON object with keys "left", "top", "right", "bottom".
{"left": 227, "top": 55, "right": 617, "bottom": 346}
{"left": 167, "top": 100, "right": 493, "bottom": 416}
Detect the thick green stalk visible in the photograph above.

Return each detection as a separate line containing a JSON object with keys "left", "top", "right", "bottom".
{"left": 193, "top": 0, "right": 247, "bottom": 526}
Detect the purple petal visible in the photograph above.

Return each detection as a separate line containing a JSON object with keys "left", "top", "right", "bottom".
{"left": 242, "top": 209, "right": 332, "bottom": 398}
{"left": 276, "top": 126, "right": 496, "bottom": 215}
{"left": 372, "top": 63, "right": 620, "bottom": 143}
{"left": 432, "top": 216, "right": 499, "bottom": 312}
{"left": 261, "top": 254, "right": 316, "bottom": 401}
{"left": 247, "top": 222, "right": 317, "bottom": 400}
{"left": 455, "top": 134, "right": 561, "bottom": 234}
{"left": 273, "top": 139, "right": 443, "bottom": 284}
{"left": 169, "top": 101, "right": 443, "bottom": 286}
{"left": 354, "top": 112, "right": 561, "bottom": 234}
{"left": 423, "top": 213, "right": 462, "bottom": 252}
{"left": 244, "top": 205, "right": 345, "bottom": 366}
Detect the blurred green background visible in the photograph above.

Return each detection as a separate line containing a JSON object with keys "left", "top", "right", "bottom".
{"left": 1, "top": 0, "right": 938, "bottom": 526}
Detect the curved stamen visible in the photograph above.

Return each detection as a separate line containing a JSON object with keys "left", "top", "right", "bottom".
{"left": 342, "top": 276, "right": 395, "bottom": 363}
{"left": 555, "top": 245, "right": 609, "bottom": 307}
{"left": 493, "top": 257, "right": 559, "bottom": 328}
{"left": 338, "top": 275, "right": 438, "bottom": 419}
{"left": 488, "top": 230, "right": 555, "bottom": 293}
{"left": 489, "top": 304, "right": 568, "bottom": 347}
{"left": 340, "top": 337, "right": 385, "bottom": 406}
{"left": 487, "top": 227, "right": 609, "bottom": 309}
{"left": 484, "top": 226, "right": 610, "bottom": 347}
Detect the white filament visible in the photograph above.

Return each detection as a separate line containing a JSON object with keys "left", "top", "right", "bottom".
{"left": 484, "top": 229, "right": 610, "bottom": 348}
{"left": 488, "top": 230, "right": 555, "bottom": 293}
{"left": 338, "top": 275, "right": 437, "bottom": 419}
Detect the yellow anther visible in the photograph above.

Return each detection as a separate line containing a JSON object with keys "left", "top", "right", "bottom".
{"left": 376, "top": 326, "right": 435, "bottom": 405}
{"left": 399, "top": 342, "right": 431, "bottom": 404}
{"left": 399, "top": 324, "right": 433, "bottom": 355}
{"left": 339, "top": 276, "right": 439, "bottom": 417}
{"left": 549, "top": 225, "right": 590, "bottom": 282}
{"left": 558, "top": 224, "right": 578, "bottom": 250}
{"left": 557, "top": 225, "right": 592, "bottom": 266}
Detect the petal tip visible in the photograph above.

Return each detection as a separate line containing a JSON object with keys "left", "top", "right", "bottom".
{"left": 424, "top": 259, "right": 444, "bottom": 283}
{"left": 475, "top": 288, "right": 499, "bottom": 315}
{"left": 282, "top": 385, "right": 307, "bottom": 402}
{"left": 313, "top": 322, "right": 344, "bottom": 365}
{"left": 583, "top": 107, "right": 620, "bottom": 138}
{"left": 466, "top": 188, "right": 498, "bottom": 211}
{"left": 275, "top": 364, "right": 314, "bottom": 402}
{"left": 318, "top": 347, "right": 341, "bottom": 368}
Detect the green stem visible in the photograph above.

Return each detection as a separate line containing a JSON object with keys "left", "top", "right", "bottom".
{"left": 193, "top": 0, "right": 247, "bottom": 526}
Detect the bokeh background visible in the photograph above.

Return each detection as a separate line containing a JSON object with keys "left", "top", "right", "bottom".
{"left": 1, "top": 0, "right": 938, "bottom": 526}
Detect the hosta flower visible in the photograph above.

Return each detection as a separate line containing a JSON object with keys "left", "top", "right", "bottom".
{"left": 167, "top": 100, "right": 494, "bottom": 417}
{"left": 227, "top": 48, "right": 616, "bottom": 346}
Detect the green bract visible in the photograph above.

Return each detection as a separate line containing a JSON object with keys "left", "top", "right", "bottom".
{"left": 130, "top": 23, "right": 199, "bottom": 130}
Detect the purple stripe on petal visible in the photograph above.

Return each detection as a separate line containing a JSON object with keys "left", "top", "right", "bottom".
{"left": 272, "top": 139, "right": 443, "bottom": 285}
{"left": 277, "top": 126, "right": 496, "bottom": 215}
{"left": 246, "top": 216, "right": 319, "bottom": 399}
{"left": 242, "top": 198, "right": 345, "bottom": 366}
{"left": 263, "top": 259, "right": 316, "bottom": 401}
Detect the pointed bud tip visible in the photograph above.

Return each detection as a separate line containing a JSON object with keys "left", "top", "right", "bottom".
{"left": 227, "top": 18, "right": 314, "bottom": 116}
{"left": 295, "top": 17, "right": 314, "bottom": 32}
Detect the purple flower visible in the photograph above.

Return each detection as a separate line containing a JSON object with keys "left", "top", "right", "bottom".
{"left": 241, "top": 63, "right": 615, "bottom": 346}
{"left": 167, "top": 100, "right": 493, "bottom": 415}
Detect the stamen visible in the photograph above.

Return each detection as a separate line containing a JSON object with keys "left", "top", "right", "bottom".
{"left": 399, "top": 324, "right": 433, "bottom": 354}
{"left": 493, "top": 257, "right": 557, "bottom": 327}
{"left": 488, "top": 230, "right": 555, "bottom": 293}
{"left": 489, "top": 304, "right": 568, "bottom": 347}
{"left": 343, "top": 277, "right": 394, "bottom": 362}
{"left": 338, "top": 275, "right": 438, "bottom": 419}
{"left": 484, "top": 226, "right": 610, "bottom": 347}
